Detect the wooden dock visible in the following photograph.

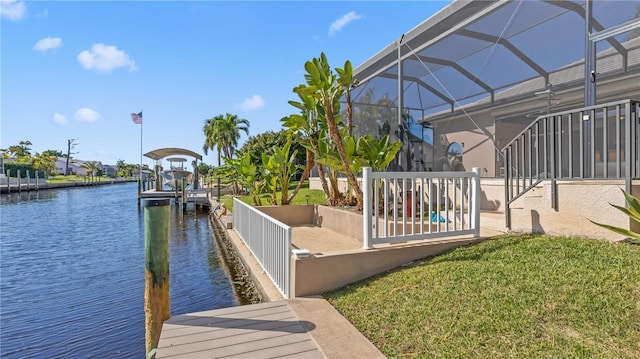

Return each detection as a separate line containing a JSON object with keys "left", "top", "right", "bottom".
{"left": 155, "top": 301, "right": 324, "bottom": 358}
{"left": 140, "top": 189, "right": 211, "bottom": 206}
{"left": 184, "top": 189, "right": 211, "bottom": 205}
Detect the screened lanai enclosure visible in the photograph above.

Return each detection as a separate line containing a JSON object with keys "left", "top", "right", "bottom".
{"left": 348, "top": 0, "right": 640, "bottom": 183}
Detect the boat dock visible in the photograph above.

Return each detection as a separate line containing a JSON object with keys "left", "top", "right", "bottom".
{"left": 154, "top": 301, "right": 323, "bottom": 358}
{"left": 154, "top": 297, "right": 385, "bottom": 359}
{"left": 140, "top": 188, "right": 213, "bottom": 206}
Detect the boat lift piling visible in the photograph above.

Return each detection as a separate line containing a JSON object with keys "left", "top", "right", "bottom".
{"left": 143, "top": 198, "right": 171, "bottom": 358}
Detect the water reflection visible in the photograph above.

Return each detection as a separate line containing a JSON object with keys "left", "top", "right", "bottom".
{"left": 0, "top": 183, "right": 238, "bottom": 358}
{"left": 0, "top": 189, "right": 59, "bottom": 205}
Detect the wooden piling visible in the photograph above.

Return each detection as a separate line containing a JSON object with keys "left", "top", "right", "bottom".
{"left": 174, "top": 180, "right": 179, "bottom": 203}
{"left": 143, "top": 198, "right": 171, "bottom": 356}
{"left": 181, "top": 178, "right": 186, "bottom": 211}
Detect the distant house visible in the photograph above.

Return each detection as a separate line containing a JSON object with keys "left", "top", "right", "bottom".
{"left": 102, "top": 164, "right": 117, "bottom": 177}
{"left": 55, "top": 157, "right": 106, "bottom": 176}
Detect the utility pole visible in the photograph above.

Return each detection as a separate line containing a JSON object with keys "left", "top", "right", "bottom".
{"left": 65, "top": 138, "right": 78, "bottom": 176}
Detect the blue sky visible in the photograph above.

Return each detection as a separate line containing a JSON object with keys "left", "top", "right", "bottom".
{"left": 1, "top": 0, "right": 446, "bottom": 167}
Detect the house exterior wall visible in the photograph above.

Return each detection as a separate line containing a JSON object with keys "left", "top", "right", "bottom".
{"left": 508, "top": 180, "right": 631, "bottom": 241}
{"left": 55, "top": 159, "right": 86, "bottom": 175}
{"left": 432, "top": 112, "right": 496, "bottom": 176}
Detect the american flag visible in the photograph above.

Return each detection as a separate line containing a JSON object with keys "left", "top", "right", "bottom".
{"left": 131, "top": 112, "right": 142, "bottom": 124}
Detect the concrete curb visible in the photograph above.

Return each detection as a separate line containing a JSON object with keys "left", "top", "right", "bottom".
{"left": 288, "top": 296, "right": 386, "bottom": 359}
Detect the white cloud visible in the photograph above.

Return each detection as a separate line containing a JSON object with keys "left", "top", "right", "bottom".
{"left": 74, "top": 108, "right": 101, "bottom": 122}
{"left": 33, "top": 37, "right": 62, "bottom": 53}
{"left": 77, "top": 43, "right": 137, "bottom": 73}
{"left": 239, "top": 95, "right": 265, "bottom": 111}
{"left": 35, "top": 9, "right": 48, "bottom": 19}
{"left": 52, "top": 112, "right": 67, "bottom": 125}
{"left": 329, "top": 11, "right": 362, "bottom": 36}
{"left": 1, "top": 0, "right": 26, "bottom": 21}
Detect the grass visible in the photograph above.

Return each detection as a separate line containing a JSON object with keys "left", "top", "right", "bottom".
{"left": 324, "top": 234, "right": 640, "bottom": 358}
{"left": 46, "top": 175, "right": 112, "bottom": 183}
{"left": 220, "top": 180, "right": 326, "bottom": 211}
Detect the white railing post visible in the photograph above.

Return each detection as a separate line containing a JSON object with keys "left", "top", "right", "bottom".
{"left": 284, "top": 227, "right": 291, "bottom": 298}
{"left": 472, "top": 167, "right": 481, "bottom": 237}
{"left": 362, "top": 167, "right": 373, "bottom": 249}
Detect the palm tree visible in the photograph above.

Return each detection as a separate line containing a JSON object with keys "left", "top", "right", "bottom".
{"left": 203, "top": 113, "right": 250, "bottom": 197}
{"left": 116, "top": 159, "right": 127, "bottom": 177}
{"left": 81, "top": 161, "right": 99, "bottom": 182}
{"left": 7, "top": 140, "right": 33, "bottom": 160}
{"left": 32, "top": 152, "right": 57, "bottom": 176}
{"left": 203, "top": 113, "right": 250, "bottom": 163}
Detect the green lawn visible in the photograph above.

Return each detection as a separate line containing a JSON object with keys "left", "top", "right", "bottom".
{"left": 220, "top": 180, "right": 326, "bottom": 211}
{"left": 324, "top": 234, "right": 640, "bottom": 358}
{"left": 46, "top": 175, "right": 111, "bottom": 183}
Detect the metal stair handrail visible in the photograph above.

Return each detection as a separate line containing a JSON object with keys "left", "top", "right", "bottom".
{"left": 502, "top": 99, "right": 639, "bottom": 228}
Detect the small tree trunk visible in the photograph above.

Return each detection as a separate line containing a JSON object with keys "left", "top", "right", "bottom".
{"left": 324, "top": 101, "right": 363, "bottom": 209}
{"left": 288, "top": 149, "right": 315, "bottom": 204}
{"left": 328, "top": 168, "right": 340, "bottom": 206}
{"left": 346, "top": 88, "right": 353, "bottom": 137}
{"left": 308, "top": 139, "right": 331, "bottom": 205}
{"left": 317, "top": 163, "right": 331, "bottom": 205}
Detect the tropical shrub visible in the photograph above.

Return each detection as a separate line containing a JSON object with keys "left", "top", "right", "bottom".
{"left": 591, "top": 189, "right": 640, "bottom": 244}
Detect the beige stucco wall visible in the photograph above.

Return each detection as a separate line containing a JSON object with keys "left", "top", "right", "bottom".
{"left": 256, "top": 205, "right": 315, "bottom": 226}
{"left": 432, "top": 112, "right": 496, "bottom": 176}
{"left": 631, "top": 184, "right": 640, "bottom": 235}
{"left": 508, "top": 180, "right": 631, "bottom": 241}
{"left": 315, "top": 205, "right": 363, "bottom": 243}
{"left": 256, "top": 204, "right": 364, "bottom": 241}
{"left": 292, "top": 238, "right": 483, "bottom": 297}
{"left": 479, "top": 178, "right": 506, "bottom": 212}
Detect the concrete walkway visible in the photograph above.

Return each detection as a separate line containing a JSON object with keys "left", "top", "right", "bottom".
{"left": 287, "top": 296, "right": 386, "bottom": 359}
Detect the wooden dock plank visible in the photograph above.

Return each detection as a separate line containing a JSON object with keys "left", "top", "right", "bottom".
{"left": 159, "top": 322, "right": 303, "bottom": 347}
{"left": 166, "top": 302, "right": 286, "bottom": 324}
{"left": 155, "top": 301, "right": 324, "bottom": 359}
{"left": 158, "top": 330, "right": 311, "bottom": 357}
{"left": 162, "top": 313, "right": 295, "bottom": 342}
{"left": 219, "top": 339, "right": 322, "bottom": 359}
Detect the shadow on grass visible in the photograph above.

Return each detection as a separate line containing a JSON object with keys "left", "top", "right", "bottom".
{"left": 426, "top": 234, "right": 536, "bottom": 264}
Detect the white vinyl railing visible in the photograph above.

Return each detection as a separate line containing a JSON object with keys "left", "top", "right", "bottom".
{"left": 362, "top": 167, "right": 481, "bottom": 249}
{"left": 232, "top": 198, "right": 291, "bottom": 299}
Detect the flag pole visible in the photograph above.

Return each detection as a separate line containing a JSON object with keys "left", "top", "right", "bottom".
{"left": 140, "top": 109, "right": 143, "bottom": 192}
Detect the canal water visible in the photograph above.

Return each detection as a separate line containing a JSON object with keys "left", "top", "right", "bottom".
{"left": 0, "top": 182, "right": 240, "bottom": 358}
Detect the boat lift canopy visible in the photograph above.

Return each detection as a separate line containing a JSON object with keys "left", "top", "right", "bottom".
{"left": 144, "top": 148, "right": 203, "bottom": 161}
{"left": 144, "top": 148, "right": 203, "bottom": 189}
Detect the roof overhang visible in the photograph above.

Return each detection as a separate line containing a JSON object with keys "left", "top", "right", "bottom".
{"left": 350, "top": 0, "right": 639, "bottom": 123}
{"left": 353, "top": 0, "right": 502, "bottom": 84}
